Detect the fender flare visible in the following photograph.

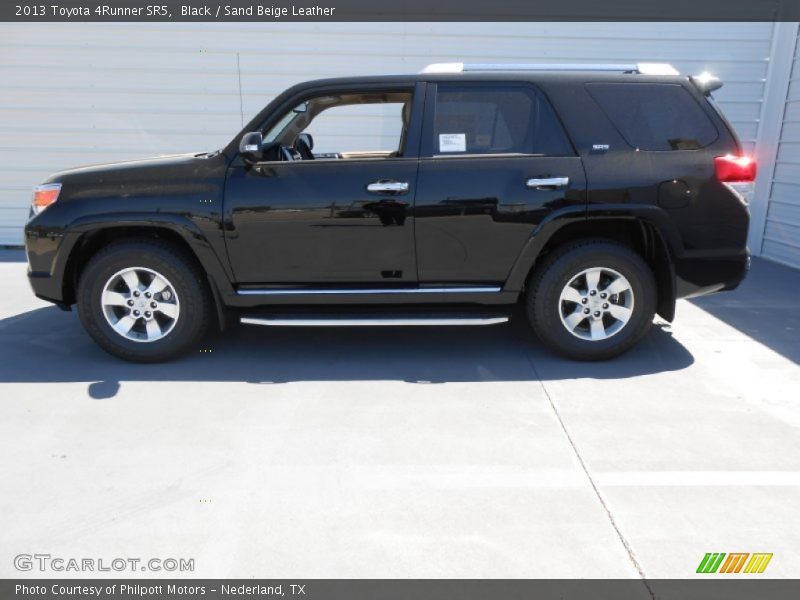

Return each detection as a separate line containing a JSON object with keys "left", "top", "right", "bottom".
{"left": 503, "top": 203, "right": 680, "bottom": 321}
{"left": 61, "top": 213, "right": 234, "bottom": 329}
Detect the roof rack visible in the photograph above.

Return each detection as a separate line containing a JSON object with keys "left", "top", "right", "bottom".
{"left": 420, "top": 62, "right": 680, "bottom": 76}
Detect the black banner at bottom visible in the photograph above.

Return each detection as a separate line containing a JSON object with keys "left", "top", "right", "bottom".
{"left": 3, "top": 580, "right": 800, "bottom": 600}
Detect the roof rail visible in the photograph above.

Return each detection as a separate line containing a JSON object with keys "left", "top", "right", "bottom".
{"left": 420, "top": 62, "right": 680, "bottom": 76}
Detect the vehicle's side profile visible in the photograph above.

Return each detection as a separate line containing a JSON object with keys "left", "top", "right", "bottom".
{"left": 24, "top": 62, "right": 753, "bottom": 362}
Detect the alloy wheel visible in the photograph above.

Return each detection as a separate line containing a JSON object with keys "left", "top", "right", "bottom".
{"left": 100, "top": 267, "right": 181, "bottom": 342}
{"left": 558, "top": 266, "right": 634, "bottom": 341}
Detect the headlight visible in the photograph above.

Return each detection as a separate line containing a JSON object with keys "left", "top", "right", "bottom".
{"left": 32, "top": 183, "right": 62, "bottom": 215}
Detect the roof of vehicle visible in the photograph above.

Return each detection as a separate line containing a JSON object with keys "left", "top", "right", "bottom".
{"left": 286, "top": 63, "right": 708, "bottom": 90}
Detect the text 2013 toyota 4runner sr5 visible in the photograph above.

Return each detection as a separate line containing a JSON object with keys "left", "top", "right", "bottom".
{"left": 25, "top": 62, "right": 753, "bottom": 362}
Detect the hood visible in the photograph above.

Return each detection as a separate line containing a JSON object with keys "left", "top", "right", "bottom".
{"left": 43, "top": 152, "right": 217, "bottom": 183}
{"left": 40, "top": 151, "right": 229, "bottom": 203}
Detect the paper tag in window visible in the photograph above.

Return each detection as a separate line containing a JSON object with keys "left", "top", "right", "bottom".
{"left": 439, "top": 133, "right": 466, "bottom": 153}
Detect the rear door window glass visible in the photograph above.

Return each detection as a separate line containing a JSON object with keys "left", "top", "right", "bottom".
{"left": 432, "top": 85, "right": 573, "bottom": 156}
{"left": 586, "top": 83, "right": 718, "bottom": 150}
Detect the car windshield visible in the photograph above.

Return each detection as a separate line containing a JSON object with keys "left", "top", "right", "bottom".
{"left": 264, "top": 103, "right": 305, "bottom": 142}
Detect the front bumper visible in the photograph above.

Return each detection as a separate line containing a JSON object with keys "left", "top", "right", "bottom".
{"left": 24, "top": 226, "right": 78, "bottom": 306}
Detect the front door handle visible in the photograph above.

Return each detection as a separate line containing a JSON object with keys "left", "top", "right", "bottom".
{"left": 367, "top": 180, "right": 410, "bottom": 195}
{"left": 526, "top": 176, "right": 569, "bottom": 190}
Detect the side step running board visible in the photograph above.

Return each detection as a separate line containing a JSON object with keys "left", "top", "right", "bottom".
{"left": 241, "top": 316, "right": 509, "bottom": 327}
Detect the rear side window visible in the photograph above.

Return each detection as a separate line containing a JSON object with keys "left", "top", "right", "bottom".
{"left": 586, "top": 83, "right": 718, "bottom": 151}
{"left": 432, "top": 84, "right": 573, "bottom": 156}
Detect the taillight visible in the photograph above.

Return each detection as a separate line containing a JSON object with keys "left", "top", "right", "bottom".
{"left": 714, "top": 155, "right": 756, "bottom": 183}
{"left": 31, "top": 183, "right": 61, "bottom": 215}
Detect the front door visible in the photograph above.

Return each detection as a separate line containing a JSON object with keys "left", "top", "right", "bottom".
{"left": 224, "top": 84, "right": 423, "bottom": 285}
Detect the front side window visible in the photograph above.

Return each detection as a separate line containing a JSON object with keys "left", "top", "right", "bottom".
{"left": 306, "top": 102, "right": 406, "bottom": 155}
{"left": 586, "top": 83, "right": 719, "bottom": 151}
{"left": 261, "top": 91, "right": 413, "bottom": 160}
{"left": 431, "top": 84, "right": 572, "bottom": 156}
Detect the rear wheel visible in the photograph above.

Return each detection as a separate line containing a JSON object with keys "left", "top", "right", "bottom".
{"left": 77, "top": 239, "right": 212, "bottom": 362}
{"left": 526, "top": 240, "right": 656, "bottom": 360}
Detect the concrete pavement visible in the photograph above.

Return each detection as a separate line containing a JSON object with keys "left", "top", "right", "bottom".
{"left": 0, "top": 251, "right": 798, "bottom": 579}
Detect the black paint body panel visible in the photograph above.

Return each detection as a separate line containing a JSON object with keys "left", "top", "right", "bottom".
{"left": 225, "top": 159, "right": 419, "bottom": 284}
{"left": 414, "top": 155, "right": 586, "bottom": 282}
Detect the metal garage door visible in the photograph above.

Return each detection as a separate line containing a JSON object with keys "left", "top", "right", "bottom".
{"left": 0, "top": 22, "right": 776, "bottom": 245}
{"left": 760, "top": 26, "right": 800, "bottom": 269}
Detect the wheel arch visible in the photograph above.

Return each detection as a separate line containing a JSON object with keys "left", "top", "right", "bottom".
{"left": 62, "top": 218, "right": 232, "bottom": 330}
{"left": 505, "top": 205, "right": 679, "bottom": 322}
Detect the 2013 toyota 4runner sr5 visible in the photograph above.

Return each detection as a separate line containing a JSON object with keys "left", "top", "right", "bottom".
{"left": 24, "top": 62, "right": 753, "bottom": 362}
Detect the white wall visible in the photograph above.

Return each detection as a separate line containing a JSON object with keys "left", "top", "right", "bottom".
{"left": 0, "top": 22, "right": 776, "bottom": 245}
{"left": 751, "top": 23, "right": 800, "bottom": 269}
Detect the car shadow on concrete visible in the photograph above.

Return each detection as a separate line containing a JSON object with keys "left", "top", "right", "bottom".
{"left": 0, "top": 304, "right": 694, "bottom": 399}
{"left": 0, "top": 247, "right": 25, "bottom": 262}
{"left": 689, "top": 257, "right": 800, "bottom": 364}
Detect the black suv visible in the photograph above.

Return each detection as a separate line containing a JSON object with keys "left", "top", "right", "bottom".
{"left": 24, "top": 62, "right": 753, "bottom": 362}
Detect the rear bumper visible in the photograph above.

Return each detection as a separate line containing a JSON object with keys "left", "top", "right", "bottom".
{"left": 674, "top": 250, "right": 750, "bottom": 299}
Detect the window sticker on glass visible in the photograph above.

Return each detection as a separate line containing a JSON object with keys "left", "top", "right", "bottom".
{"left": 439, "top": 133, "right": 466, "bottom": 153}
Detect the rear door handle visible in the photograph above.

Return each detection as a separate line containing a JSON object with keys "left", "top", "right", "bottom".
{"left": 526, "top": 176, "right": 569, "bottom": 190}
{"left": 367, "top": 180, "right": 410, "bottom": 195}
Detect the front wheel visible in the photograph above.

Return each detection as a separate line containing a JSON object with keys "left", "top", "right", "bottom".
{"left": 77, "top": 239, "right": 212, "bottom": 362}
{"left": 526, "top": 240, "right": 657, "bottom": 360}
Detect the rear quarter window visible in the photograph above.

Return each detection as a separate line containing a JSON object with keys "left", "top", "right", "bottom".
{"left": 586, "top": 83, "right": 719, "bottom": 151}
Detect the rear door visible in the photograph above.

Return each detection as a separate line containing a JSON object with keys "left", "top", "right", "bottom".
{"left": 414, "top": 81, "right": 586, "bottom": 283}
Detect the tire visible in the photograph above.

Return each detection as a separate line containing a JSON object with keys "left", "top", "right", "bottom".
{"left": 526, "top": 239, "right": 656, "bottom": 361}
{"left": 77, "top": 239, "right": 213, "bottom": 362}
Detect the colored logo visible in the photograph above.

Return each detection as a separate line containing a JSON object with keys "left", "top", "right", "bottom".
{"left": 696, "top": 553, "right": 773, "bottom": 574}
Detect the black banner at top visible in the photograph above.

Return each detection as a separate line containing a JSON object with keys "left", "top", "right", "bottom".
{"left": 3, "top": 0, "right": 800, "bottom": 22}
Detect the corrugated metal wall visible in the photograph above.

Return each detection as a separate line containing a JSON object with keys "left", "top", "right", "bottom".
{"left": 0, "top": 22, "right": 775, "bottom": 245}
{"left": 761, "top": 27, "right": 800, "bottom": 269}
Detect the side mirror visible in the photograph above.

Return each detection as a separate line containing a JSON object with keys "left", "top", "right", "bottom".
{"left": 298, "top": 132, "right": 314, "bottom": 150}
{"left": 239, "top": 131, "right": 263, "bottom": 164}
